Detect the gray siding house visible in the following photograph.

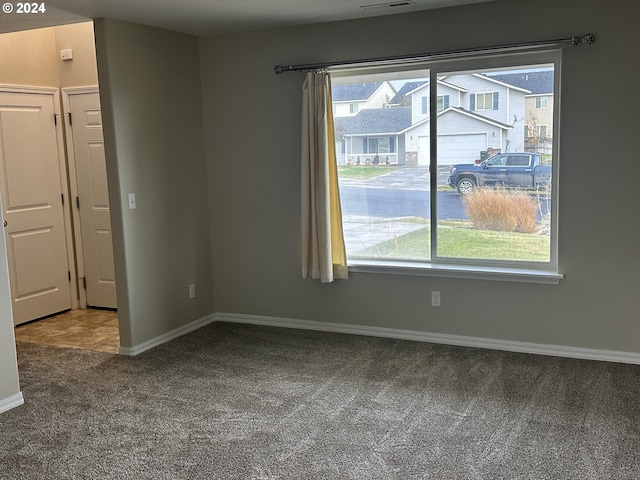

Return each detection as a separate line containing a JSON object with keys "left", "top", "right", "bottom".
{"left": 334, "top": 73, "right": 532, "bottom": 166}
{"left": 333, "top": 107, "right": 412, "bottom": 165}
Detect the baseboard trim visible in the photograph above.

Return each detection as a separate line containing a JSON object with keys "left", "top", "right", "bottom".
{"left": 0, "top": 392, "right": 24, "bottom": 414}
{"left": 119, "top": 314, "right": 216, "bottom": 356}
{"left": 215, "top": 312, "right": 640, "bottom": 365}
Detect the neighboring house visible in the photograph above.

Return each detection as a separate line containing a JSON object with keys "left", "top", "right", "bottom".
{"left": 332, "top": 81, "right": 396, "bottom": 117}
{"left": 487, "top": 70, "right": 554, "bottom": 154}
{"left": 388, "top": 81, "right": 427, "bottom": 106}
{"left": 404, "top": 106, "right": 515, "bottom": 165}
{"left": 334, "top": 106, "right": 412, "bottom": 165}
{"left": 333, "top": 74, "right": 531, "bottom": 167}
{"left": 403, "top": 74, "right": 529, "bottom": 165}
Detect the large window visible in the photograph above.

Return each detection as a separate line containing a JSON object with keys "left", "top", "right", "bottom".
{"left": 332, "top": 52, "right": 559, "bottom": 280}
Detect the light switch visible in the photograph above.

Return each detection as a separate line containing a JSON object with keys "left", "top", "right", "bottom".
{"left": 128, "top": 193, "right": 136, "bottom": 210}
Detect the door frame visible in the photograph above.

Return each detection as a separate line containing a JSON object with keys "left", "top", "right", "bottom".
{"left": 62, "top": 86, "right": 104, "bottom": 309}
{"left": 0, "top": 84, "right": 79, "bottom": 311}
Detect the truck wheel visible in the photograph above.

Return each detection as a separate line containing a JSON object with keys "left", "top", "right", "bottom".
{"left": 456, "top": 178, "right": 476, "bottom": 195}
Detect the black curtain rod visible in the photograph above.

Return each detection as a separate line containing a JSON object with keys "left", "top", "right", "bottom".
{"left": 274, "top": 33, "right": 594, "bottom": 74}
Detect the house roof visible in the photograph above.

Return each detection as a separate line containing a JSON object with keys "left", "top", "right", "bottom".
{"left": 443, "top": 107, "right": 514, "bottom": 129}
{"left": 407, "top": 79, "right": 468, "bottom": 97}
{"left": 389, "top": 81, "right": 427, "bottom": 105}
{"left": 404, "top": 106, "right": 514, "bottom": 135}
{"left": 486, "top": 70, "right": 554, "bottom": 95}
{"left": 332, "top": 82, "right": 385, "bottom": 103}
{"left": 469, "top": 73, "right": 531, "bottom": 93}
{"left": 334, "top": 106, "right": 412, "bottom": 135}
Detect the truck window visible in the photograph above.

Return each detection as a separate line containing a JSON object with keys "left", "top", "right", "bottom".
{"left": 506, "top": 155, "right": 531, "bottom": 167}
{"left": 487, "top": 155, "right": 507, "bottom": 166}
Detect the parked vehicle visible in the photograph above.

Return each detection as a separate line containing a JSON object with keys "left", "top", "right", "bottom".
{"left": 447, "top": 153, "right": 551, "bottom": 194}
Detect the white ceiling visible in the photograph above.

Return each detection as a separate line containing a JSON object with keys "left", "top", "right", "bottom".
{"left": 0, "top": 0, "right": 497, "bottom": 36}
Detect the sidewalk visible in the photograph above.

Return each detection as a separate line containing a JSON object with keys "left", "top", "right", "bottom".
{"left": 339, "top": 166, "right": 449, "bottom": 255}
{"left": 342, "top": 214, "right": 426, "bottom": 255}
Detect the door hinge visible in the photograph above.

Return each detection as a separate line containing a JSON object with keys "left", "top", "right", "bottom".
{"left": 83, "top": 277, "right": 87, "bottom": 290}
{"left": 76, "top": 196, "right": 80, "bottom": 209}
{"left": 67, "top": 112, "right": 73, "bottom": 126}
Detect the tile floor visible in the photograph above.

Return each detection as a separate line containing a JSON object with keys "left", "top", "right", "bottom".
{"left": 14, "top": 308, "right": 120, "bottom": 354}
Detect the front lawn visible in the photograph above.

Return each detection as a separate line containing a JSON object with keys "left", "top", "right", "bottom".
{"left": 355, "top": 222, "right": 550, "bottom": 262}
{"left": 338, "top": 165, "right": 401, "bottom": 180}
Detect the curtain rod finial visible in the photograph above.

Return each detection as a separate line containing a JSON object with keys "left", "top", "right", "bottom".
{"left": 274, "top": 65, "right": 291, "bottom": 74}
{"left": 573, "top": 33, "right": 595, "bottom": 45}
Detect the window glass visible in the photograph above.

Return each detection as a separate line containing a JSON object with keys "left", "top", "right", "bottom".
{"left": 476, "top": 92, "right": 493, "bottom": 110}
{"left": 332, "top": 54, "right": 557, "bottom": 270}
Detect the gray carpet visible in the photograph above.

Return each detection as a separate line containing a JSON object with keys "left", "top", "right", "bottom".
{"left": 1, "top": 322, "right": 639, "bottom": 479}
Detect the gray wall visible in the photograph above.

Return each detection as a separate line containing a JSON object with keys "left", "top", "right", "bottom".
{"left": 199, "top": 0, "right": 640, "bottom": 353}
{"left": 94, "top": 19, "right": 214, "bottom": 348}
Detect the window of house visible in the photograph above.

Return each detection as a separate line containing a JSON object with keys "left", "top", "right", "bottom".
{"left": 527, "top": 124, "right": 548, "bottom": 138}
{"left": 472, "top": 92, "right": 497, "bottom": 111}
{"left": 423, "top": 95, "right": 450, "bottom": 114}
{"left": 437, "top": 95, "right": 450, "bottom": 112}
{"left": 364, "top": 137, "right": 394, "bottom": 154}
{"left": 537, "top": 125, "right": 548, "bottom": 137}
{"left": 331, "top": 51, "right": 560, "bottom": 282}
{"left": 535, "top": 96, "right": 548, "bottom": 109}
{"left": 349, "top": 103, "right": 359, "bottom": 114}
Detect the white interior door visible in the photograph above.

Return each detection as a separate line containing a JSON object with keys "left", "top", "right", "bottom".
{"left": 67, "top": 90, "right": 117, "bottom": 309}
{"left": 0, "top": 89, "right": 71, "bottom": 325}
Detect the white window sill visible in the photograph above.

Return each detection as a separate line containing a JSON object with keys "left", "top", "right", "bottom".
{"left": 348, "top": 260, "right": 563, "bottom": 284}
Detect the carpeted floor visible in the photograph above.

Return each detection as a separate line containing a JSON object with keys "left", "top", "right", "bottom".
{"left": 1, "top": 322, "right": 639, "bottom": 479}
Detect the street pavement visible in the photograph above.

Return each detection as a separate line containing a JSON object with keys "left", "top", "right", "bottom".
{"left": 338, "top": 166, "right": 449, "bottom": 190}
{"left": 339, "top": 166, "right": 449, "bottom": 256}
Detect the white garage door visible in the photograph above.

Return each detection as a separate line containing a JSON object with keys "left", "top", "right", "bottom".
{"left": 438, "top": 134, "right": 487, "bottom": 165}
{"left": 417, "top": 134, "right": 487, "bottom": 166}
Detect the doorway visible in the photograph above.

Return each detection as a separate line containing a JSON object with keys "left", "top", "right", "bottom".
{"left": 0, "top": 87, "right": 72, "bottom": 325}
{"left": 0, "top": 22, "right": 119, "bottom": 349}
{"left": 63, "top": 87, "right": 117, "bottom": 309}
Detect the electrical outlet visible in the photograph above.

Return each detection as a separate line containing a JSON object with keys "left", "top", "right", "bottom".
{"left": 431, "top": 291, "right": 441, "bottom": 307}
{"left": 188, "top": 283, "right": 196, "bottom": 299}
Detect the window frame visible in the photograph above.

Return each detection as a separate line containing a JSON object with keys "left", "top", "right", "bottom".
{"left": 474, "top": 92, "right": 494, "bottom": 110}
{"left": 332, "top": 50, "right": 562, "bottom": 284}
{"left": 535, "top": 96, "right": 548, "bottom": 109}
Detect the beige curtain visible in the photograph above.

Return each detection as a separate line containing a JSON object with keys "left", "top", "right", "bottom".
{"left": 301, "top": 71, "right": 348, "bottom": 283}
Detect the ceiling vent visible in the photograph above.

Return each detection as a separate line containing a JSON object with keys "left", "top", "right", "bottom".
{"left": 360, "top": 0, "right": 416, "bottom": 10}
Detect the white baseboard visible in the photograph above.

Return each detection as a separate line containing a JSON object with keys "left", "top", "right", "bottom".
{"left": 215, "top": 312, "right": 640, "bottom": 365}
{"left": 0, "top": 392, "right": 24, "bottom": 414}
{"left": 119, "top": 314, "right": 216, "bottom": 356}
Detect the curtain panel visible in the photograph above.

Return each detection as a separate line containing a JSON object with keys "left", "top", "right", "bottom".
{"left": 301, "top": 71, "right": 348, "bottom": 283}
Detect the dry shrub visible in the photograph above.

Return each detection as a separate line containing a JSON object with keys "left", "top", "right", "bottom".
{"left": 464, "top": 188, "right": 537, "bottom": 233}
